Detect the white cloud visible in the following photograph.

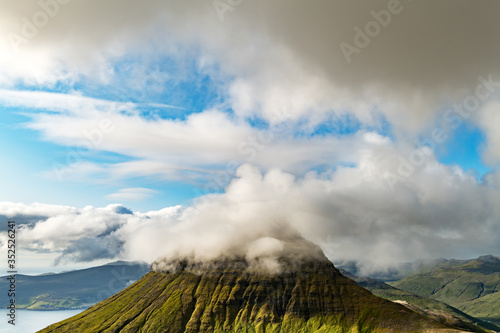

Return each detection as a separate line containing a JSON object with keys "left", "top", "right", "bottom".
{"left": 1, "top": 1, "right": 500, "bottom": 133}
{"left": 246, "top": 237, "right": 284, "bottom": 261}
{"left": 477, "top": 101, "right": 500, "bottom": 165}
{"left": 106, "top": 188, "right": 158, "bottom": 201}
{"left": 2, "top": 91, "right": 387, "bottom": 184}
{"left": 0, "top": 89, "right": 134, "bottom": 114}
{"left": 0, "top": 202, "right": 182, "bottom": 264}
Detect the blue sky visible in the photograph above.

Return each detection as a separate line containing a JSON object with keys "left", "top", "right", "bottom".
{"left": 0, "top": 87, "right": 491, "bottom": 213}
{"left": 437, "top": 123, "right": 491, "bottom": 180}
{"left": 1, "top": 0, "right": 500, "bottom": 272}
{"left": 0, "top": 74, "right": 491, "bottom": 213}
{"left": 0, "top": 53, "right": 230, "bottom": 211}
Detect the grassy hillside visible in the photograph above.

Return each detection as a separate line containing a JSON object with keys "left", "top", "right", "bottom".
{"left": 460, "top": 292, "right": 500, "bottom": 325}
{"left": 390, "top": 255, "right": 500, "bottom": 325}
{"left": 0, "top": 261, "right": 149, "bottom": 310}
{"left": 340, "top": 269, "right": 499, "bottom": 333}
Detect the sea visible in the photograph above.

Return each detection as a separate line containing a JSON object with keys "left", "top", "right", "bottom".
{"left": 0, "top": 309, "right": 84, "bottom": 333}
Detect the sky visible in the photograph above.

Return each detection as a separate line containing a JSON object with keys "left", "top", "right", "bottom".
{"left": 1, "top": 0, "right": 500, "bottom": 275}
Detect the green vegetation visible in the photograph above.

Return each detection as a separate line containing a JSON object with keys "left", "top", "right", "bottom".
{"left": 341, "top": 270, "right": 499, "bottom": 333}
{"left": 389, "top": 255, "right": 500, "bottom": 326}
{"left": 461, "top": 292, "right": 500, "bottom": 324}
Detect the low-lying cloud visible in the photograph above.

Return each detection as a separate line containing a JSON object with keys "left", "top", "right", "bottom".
{"left": 2, "top": 158, "right": 500, "bottom": 275}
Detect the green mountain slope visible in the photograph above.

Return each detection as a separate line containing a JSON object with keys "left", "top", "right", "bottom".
{"left": 390, "top": 255, "right": 500, "bottom": 325}
{"left": 461, "top": 292, "right": 500, "bottom": 324}
{"left": 340, "top": 269, "right": 499, "bottom": 333}
{"left": 40, "top": 238, "right": 464, "bottom": 333}
{"left": 0, "top": 261, "right": 149, "bottom": 310}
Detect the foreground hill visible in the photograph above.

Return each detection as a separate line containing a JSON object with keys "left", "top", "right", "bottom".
{"left": 41, "top": 236, "right": 464, "bottom": 333}
{"left": 0, "top": 261, "right": 149, "bottom": 310}
{"left": 340, "top": 269, "right": 499, "bottom": 333}
{"left": 390, "top": 255, "right": 500, "bottom": 325}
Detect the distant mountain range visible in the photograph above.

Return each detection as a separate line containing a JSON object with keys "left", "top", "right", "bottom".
{"left": 0, "top": 261, "right": 149, "bottom": 310}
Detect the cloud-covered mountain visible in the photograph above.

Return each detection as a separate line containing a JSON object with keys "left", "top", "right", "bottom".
{"left": 40, "top": 235, "right": 464, "bottom": 333}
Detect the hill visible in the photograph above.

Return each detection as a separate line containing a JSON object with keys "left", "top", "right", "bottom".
{"left": 41, "top": 236, "right": 467, "bottom": 333}
{"left": 0, "top": 261, "right": 149, "bottom": 310}
{"left": 390, "top": 255, "right": 500, "bottom": 325}
{"left": 340, "top": 269, "right": 499, "bottom": 333}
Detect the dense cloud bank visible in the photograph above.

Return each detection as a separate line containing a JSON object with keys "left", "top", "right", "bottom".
{"left": 2, "top": 159, "right": 500, "bottom": 274}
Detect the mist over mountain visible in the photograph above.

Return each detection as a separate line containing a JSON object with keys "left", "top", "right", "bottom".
{"left": 150, "top": 226, "right": 328, "bottom": 276}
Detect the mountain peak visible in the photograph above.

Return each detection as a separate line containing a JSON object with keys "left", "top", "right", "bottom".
{"left": 476, "top": 254, "right": 500, "bottom": 264}
{"left": 151, "top": 234, "right": 330, "bottom": 275}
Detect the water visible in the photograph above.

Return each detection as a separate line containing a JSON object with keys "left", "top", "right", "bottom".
{"left": 0, "top": 309, "right": 84, "bottom": 333}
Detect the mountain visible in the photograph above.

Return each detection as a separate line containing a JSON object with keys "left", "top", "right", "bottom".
{"left": 0, "top": 261, "right": 149, "bottom": 310}
{"left": 41, "top": 236, "right": 466, "bottom": 333}
{"left": 339, "top": 269, "right": 500, "bottom": 333}
{"left": 390, "top": 255, "right": 500, "bottom": 325}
